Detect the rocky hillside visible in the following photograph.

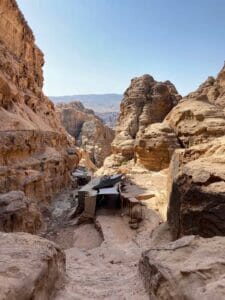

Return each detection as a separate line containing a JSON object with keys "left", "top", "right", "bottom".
{"left": 57, "top": 101, "right": 114, "bottom": 167}
{"left": 0, "top": 0, "right": 80, "bottom": 226}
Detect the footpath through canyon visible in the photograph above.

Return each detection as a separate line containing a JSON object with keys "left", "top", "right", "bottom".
{"left": 0, "top": 1, "right": 225, "bottom": 300}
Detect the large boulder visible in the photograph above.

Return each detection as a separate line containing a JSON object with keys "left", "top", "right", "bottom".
{"left": 167, "top": 137, "right": 225, "bottom": 239}
{"left": 0, "top": 232, "right": 65, "bottom": 300}
{"left": 135, "top": 122, "right": 180, "bottom": 171}
{"left": 139, "top": 234, "right": 225, "bottom": 300}
{"left": 0, "top": 191, "right": 42, "bottom": 233}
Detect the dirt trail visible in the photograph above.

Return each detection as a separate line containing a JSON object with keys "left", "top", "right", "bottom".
{"left": 40, "top": 171, "right": 166, "bottom": 299}
{"left": 54, "top": 211, "right": 158, "bottom": 299}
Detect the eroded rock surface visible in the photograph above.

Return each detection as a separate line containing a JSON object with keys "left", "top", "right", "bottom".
{"left": 0, "top": 191, "right": 42, "bottom": 233}
{"left": 166, "top": 97, "right": 225, "bottom": 147}
{"left": 0, "top": 0, "right": 80, "bottom": 203}
{"left": 0, "top": 232, "right": 65, "bottom": 300}
{"left": 167, "top": 137, "right": 225, "bottom": 239}
{"left": 99, "top": 75, "right": 181, "bottom": 173}
{"left": 57, "top": 101, "right": 114, "bottom": 167}
{"left": 135, "top": 122, "right": 180, "bottom": 171}
{"left": 112, "top": 75, "right": 180, "bottom": 159}
{"left": 166, "top": 65, "right": 225, "bottom": 239}
{"left": 139, "top": 234, "right": 225, "bottom": 300}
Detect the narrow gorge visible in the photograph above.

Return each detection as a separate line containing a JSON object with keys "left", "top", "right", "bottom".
{"left": 0, "top": 1, "right": 225, "bottom": 300}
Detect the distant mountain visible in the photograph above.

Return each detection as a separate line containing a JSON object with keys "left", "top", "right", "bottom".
{"left": 50, "top": 94, "right": 123, "bottom": 113}
{"left": 96, "top": 111, "right": 119, "bottom": 128}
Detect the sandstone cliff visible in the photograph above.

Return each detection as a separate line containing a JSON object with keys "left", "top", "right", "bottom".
{"left": 166, "top": 64, "right": 225, "bottom": 240}
{"left": 99, "top": 74, "right": 181, "bottom": 173}
{"left": 0, "top": 0, "right": 80, "bottom": 209}
{"left": 57, "top": 101, "right": 114, "bottom": 167}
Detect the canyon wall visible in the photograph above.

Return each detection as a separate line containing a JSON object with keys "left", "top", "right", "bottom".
{"left": 57, "top": 101, "right": 114, "bottom": 167}
{"left": 166, "top": 64, "right": 225, "bottom": 239}
{"left": 0, "top": 0, "right": 80, "bottom": 208}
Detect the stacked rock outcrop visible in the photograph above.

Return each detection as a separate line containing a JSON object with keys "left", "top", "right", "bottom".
{"left": 0, "top": 0, "right": 80, "bottom": 209}
{"left": 99, "top": 74, "right": 181, "bottom": 173}
{"left": 57, "top": 101, "right": 114, "bottom": 167}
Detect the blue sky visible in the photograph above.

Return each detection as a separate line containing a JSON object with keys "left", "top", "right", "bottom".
{"left": 17, "top": 0, "right": 225, "bottom": 96}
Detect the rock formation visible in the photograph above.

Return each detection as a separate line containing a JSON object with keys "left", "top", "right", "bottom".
{"left": 0, "top": 191, "right": 42, "bottom": 233}
{"left": 135, "top": 122, "right": 180, "bottom": 171}
{"left": 0, "top": 232, "right": 65, "bottom": 299}
{"left": 139, "top": 233, "right": 225, "bottom": 300}
{"left": 167, "top": 137, "right": 225, "bottom": 239}
{"left": 99, "top": 74, "right": 181, "bottom": 173}
{"left": 166, "top": 97, "right": 225, "bottom": 147}
{"left": 57, "top": 101, "right": 114, "bottom": 167}
{"left": 0, "top": 0, "right": 80, "bottom": 206}
{"left": 165, "top": 64, "right": 225, "bottom": 239}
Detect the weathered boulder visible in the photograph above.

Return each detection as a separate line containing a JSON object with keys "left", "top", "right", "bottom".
{"left": 0, "top": 232, "right": 65, "bottom": 300}
{"left": 139, "top": 235, "right": 225, "bottom": 300}
{"left": 0, "top": 0, "right": 80, "bottom": 202}
{"left": 135, "top": 122, "right": 180, "bottom": 171}
{"left": 166, "top": 98, "right": 225, "bottom": 147}
{"left": 0, "top": 191, "right": 42, "bottom": 233}
{"left": 167, "top": 137, "right": 225, "bottom": 239}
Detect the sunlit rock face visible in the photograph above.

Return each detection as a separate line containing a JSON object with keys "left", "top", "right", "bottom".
{"left": 99, "top": 74, "right": 181, "bottom": 173}
{"left": 57, "top": 101, "right": 114, "bottom": 167}
{"left": 166, "top": 64, "right": 225, "bottom": 239}
{"left": 0, "top": 0, "right": 80, "bottom": 204}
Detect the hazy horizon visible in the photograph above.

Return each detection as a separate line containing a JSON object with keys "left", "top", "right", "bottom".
{"left": 17, "top": 0, "right": 225, "bottom": 97}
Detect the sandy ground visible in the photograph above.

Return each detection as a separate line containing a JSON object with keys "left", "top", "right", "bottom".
{"left": 54, "top": 209, "right": 160, "bottom": 300}
{"left": 123, "top": 167, "right": 168, "bottom": 220}
{"left": 41, "top": 169, "right": 167, "bottom": 300}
